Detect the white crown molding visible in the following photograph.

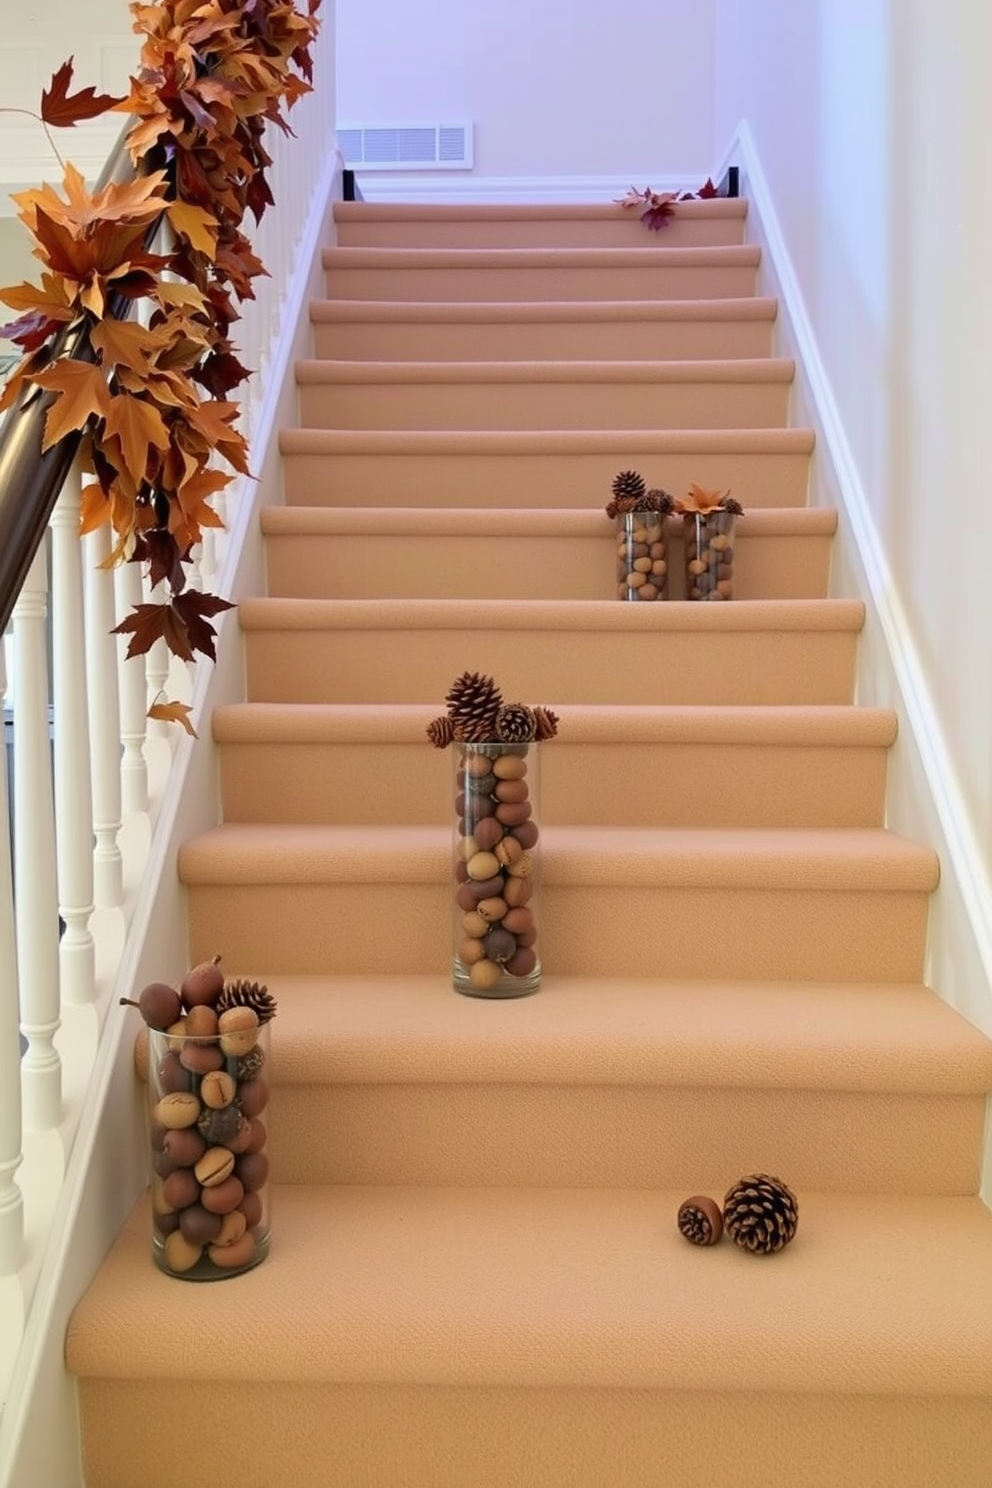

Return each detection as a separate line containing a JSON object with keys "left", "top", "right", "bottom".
{"left": 351, "top": 171, "right": 706, "bottom": 205}
{"left": 726, "top": 119, "right": 992, "bottom": 1044}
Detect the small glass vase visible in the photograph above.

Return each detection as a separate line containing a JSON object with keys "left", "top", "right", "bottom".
{"left": 148, "top": 1022, "right": 271, "bottom": 1279}
{"left": 615, "top": 511, "right": 668, "bottom": 601}
{"left": 683, "top": 509, "right": 738, "bottom": 600}
{"left": 452, "top": 740, "right": 541, "bottom": 998}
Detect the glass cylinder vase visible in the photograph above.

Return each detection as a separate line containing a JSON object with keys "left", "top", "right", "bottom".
{"left": 683, "top": 509, "right": 738, "bottom": 601}
{"left": 452, "top": 740, "right": 542, "bottom": 998}
{"left": 615, "top": 511, "right": 668, "bottom": 601}
{"left": 148, "top": 1021, "right": 271, "bottom": 1279}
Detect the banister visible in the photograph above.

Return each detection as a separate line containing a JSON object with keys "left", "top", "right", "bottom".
{"left": 0, "top": 125, "right": 137, "bottom": 636}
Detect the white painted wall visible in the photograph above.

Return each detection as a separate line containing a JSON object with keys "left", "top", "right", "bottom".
{"left": 714, "top": 0, "right": 992, "bottom": 906}
{"left": 336, "top": 0, "right": 718, "bottom": 185}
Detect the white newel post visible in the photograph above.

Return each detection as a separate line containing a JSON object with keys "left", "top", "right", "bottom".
{"left": 84, "top": 524, "right": 124, "bottom": 908}
{"left": 12, "top": 545, "right": 62, "bottom": 1130}
{"left": 50, "top": 473, "right": 96, "bottom": 1006}
{"left": 114, "top": 559, "right": 149, "bottom": 814}
{"left": 0, "top": 643, "right": 24, "bottom": 1275}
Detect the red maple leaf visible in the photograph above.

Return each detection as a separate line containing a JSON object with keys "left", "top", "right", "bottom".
{"left": 41, "top": 58, "right": 124, "bottom": 127}
{"left": 171, "top": 590, "right": 236, "bottom": 661}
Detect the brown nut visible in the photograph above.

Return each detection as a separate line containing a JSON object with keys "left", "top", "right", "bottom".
{"left": 200, "top": 1069, "right": 237, "bottom": 1110}
{"left": 194, "top": 1146, "right": 236, "bottom": 1188}
{"left": 163, "top": 1230, "right": 203, "bottom": 1273}
{"left": 208, "top": 1231, "right": 257, "bottom": 1270}
{"left": 218, "top": 1006, "right": 260, "bottom": 1058}
{"left": 154, "top": 1091, "right": 201, "bottom": 1130}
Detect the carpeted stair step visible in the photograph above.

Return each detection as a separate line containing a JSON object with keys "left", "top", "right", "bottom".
{"left": 67, "top": 1183, "right": 992, "bottom": 1488}
{"left": 332, "top": 198, "right": 749, "bottom": 250}
{"left": 279, "top": 427, "right": 814, "bottom": 507}
{"left": 310, "top": 296, "right": 778, "bottom": 363}
{"left": 214, "top": 702, "right": 895, "bottom": 829}
{"left": 293, "top": 356, "right": 794, "bottom": 432}
{"left": 237, "top": 596, "right": 864, "bottom": 706}
{"left": 178, "top": 823, "right": 938, "bottom": 983}
{"left": 256, "top": 974, "right": 992, "bottom": 1193}
{"left": 322, "top": 244, "right": 761, "bottom": 302}
{"left": 261, "top": 506, "right": 835, "bottom": 601}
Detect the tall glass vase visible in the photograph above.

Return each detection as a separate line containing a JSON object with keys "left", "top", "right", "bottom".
{"left": 452, "top": 741, "right": 542, "bottom": 998}
{"left": 615, "top": 511, "right": 668, "bottom": 600}
{"left": 682, "top": 509, "right": 738, "bottom": 600}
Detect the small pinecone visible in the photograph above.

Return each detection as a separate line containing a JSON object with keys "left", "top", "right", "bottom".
{"left": 605, "top": 493, "right": 638, "bottom": 519}
{"left": 644, "top": 487, "right": 675, "bottom": 515}
{"left": 216, "top": 979, "right": 278, "bottom": 1025}
{"left": 723, "top": 1173, "right": 799, "bottom": 1255}
{"left": 677, "top": 1195, "right": 724, "bottom": 1247}
{"left": 533, "top": 706, "right": 559, "bottom": 741}
{"left": 426, "top": 714, "right": 455, "bottom": 749}
{"left": 720, "top": 495, "right": 744, "bottom": 516}
{"left": 495, "top": 702, "right": 536, "bottom": 744}
{"left": 611, "top": 468, "right": 647, "bottom": 503}
{"left": 236, "top": 1044, "right": 266, "bottom": 1082}
{"left": 198, "top": 1104, "right": 247, "bottom": 1147}
{"left": 445, "top": 670, "right": 502, "bottom": 743}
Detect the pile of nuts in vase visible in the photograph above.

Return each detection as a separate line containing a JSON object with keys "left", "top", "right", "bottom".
{"left": 124, "top": 957, "right": 276, "bottom": 1279}
{"left": 606, "top": 470, "right": 744, "bottom": 601}
{"left": 427, "top": 671, "right": 558, "bottom": 998}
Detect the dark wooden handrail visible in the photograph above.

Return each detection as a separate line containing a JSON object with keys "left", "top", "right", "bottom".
{"left": 0, "top": 126, "right": 136, "bottom": 635}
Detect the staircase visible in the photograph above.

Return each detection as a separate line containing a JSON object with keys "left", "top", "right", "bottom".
{"left": 65, "top": 199, "right": 992, "bottom": 1486}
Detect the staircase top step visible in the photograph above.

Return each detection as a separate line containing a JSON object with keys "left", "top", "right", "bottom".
{"left": 310, "top": 296, "right": 778, "bottom": 325}
{"left": 237, "top": 595, "right": 864, "bottom": 635}
{"left": 260, "top": 974, "right": 992, "bottom": 1095}
{"left": 260, "top": 505, "right": 835, "bottom": 539}
{"left": 178, "top": 823, "right": 939, "bottom": 893}
{"left": 67, "top": 1183, "right": 992, "bottom": 1395}
{"left": 213, "top": 700, "right": 892, "bottom": 749}
{"left": 278, "top": 425, "right": 815, "bottom": 457}
{"left": 323, "top": 244, "right": 762, "bottom": 271}
{"left": 333, "top": 200, "right": 749, "bottom": 225}
{"left": 294, "top": 357, "right": 794, "bottom": 386}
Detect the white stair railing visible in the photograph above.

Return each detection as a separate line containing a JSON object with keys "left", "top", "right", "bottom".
{"left": 0, "top": 15, "right": 337, "bottom": 1462}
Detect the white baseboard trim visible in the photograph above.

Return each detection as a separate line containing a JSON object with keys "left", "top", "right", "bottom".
{"left": 351, "top": 171, "right": 707, "bottom": 205}
{"left": 727, "top": 120, "right": 992, "bottom": 1053}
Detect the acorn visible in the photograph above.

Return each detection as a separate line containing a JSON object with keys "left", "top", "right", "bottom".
{"left": 119, "top": 981, "right": 183, "bottom": 1031}
{"left": 181, "top": 954, "right": 224, "bottom": 1010}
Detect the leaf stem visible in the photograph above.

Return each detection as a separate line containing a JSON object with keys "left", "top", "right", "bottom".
{"left": 0, "top": 108, "right": 66, "bottom": 171}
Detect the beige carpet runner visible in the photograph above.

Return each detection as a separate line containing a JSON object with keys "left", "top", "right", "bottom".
{"left": 67, "top": 199, "right": 992, "bottom": 1487}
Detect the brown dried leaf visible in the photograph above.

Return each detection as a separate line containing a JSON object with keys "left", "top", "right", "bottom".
{"left": 41, "top": 58, "right": 124, "bottom": 127}
{"left": 147, "top": 699, "right": 198, "bottom": 738}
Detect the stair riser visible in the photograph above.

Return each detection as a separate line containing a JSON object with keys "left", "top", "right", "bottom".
{"left": 77, "top": 1380, "right": 992, "bottom": 1488}
{"left": 311, "top": 316, "right": 776, "bottom": 363}
{"left": 219, "top": 739, "right": 888, "bottom": 828}
{"left": 185, "top": 881, "right": 930, "bottom": 983}
{"left": 263, "top": 529, "right": 832, "bottom": 602}
{"left": 243, "top": 628, "right": 858, "bottom": 705}
{"left": 280, "top": 447, "right": 811, "bottom": 508}
{"left": 268, "top": 1084, "right": 983, "bottom": 1194}
{"left": 324, "top": 263, "right": 758, "bottom": 302}
{"left": 335, "top": 218, "right": 747, "bottom": 249}
{"left": 296, "top": 377, "right": 791, "bottom": 432}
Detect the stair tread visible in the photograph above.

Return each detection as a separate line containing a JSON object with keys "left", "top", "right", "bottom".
{"left": 213, "top": 700, "right": 893, "bottom": 746}
{"left": 238, "top": 595, "right": 864, "bottom": 632}
{"left": 279, "top": 425, "right": 815, "bottom": 454}
{"left": 256, "top": 974, "right": 992, "bottom": 1093}
{"left": 323, "top": 244, "right": 761, "bottom": 270}
{"left": 333, "top": 200, "right": 749, "bottom": 224}
{"left": 66, "top": 1184, "right": 992, "bottom": 1395}
{"left": 260, "top": 504, "right": 836, "bottom": 537}
{"left": 294, "top": 357, "right": 794, "bottom": 385}
{"left": 310, "top": 295, "right": 778, "bottom": 324}
{"left": 178, "top": 823, "right": 939, "bottom": 890}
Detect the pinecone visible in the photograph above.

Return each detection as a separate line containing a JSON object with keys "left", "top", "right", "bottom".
{"left": 198, "top": 1104, "right": 247, "bottom": 1147}
{"left": 426, "top": 714, "right": 455, "bottom": 749}
{"left": 216, "top": 979, "right": 278, "bottom": 1025}
{"left": 533, "top": 706, "right": 559, "bottom": 741}
{"left": 495, "top": 703, "right": 536, "bottom": 743}
{"left": 611, "top": 469, "right": 647, "bottom": 503}
{"left": 723, "top": 1173, "right": 798, "bottom": 1254}
{"left": 236, "top": 1044, "right": 266, "bottom": 1082}
{"left": 644, "top": 487, "right": 675, "bottom": 515}
{"left": 677, "top": 1195, "right": 724, "bottom": 1247}
{"left": 445, "top": 671, "right": 502, "bottom": 742}
{"left": 720, "top": 495, "right": 744, "bottom": 516}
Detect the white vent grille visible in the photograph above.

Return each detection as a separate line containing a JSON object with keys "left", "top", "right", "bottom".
{"left": 338, "top": 122, "right": 473, "bottom": 171}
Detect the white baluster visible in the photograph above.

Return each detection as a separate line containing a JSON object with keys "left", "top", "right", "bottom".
{"left": 0, "top": 644, "right": 24, "bottom": 1275}
{"left": 113, "top": 559, "right": 149, "bottom": 814}
{"left": 144, "top": 579, "right": 173, "bottom": 743}
{"left": 13, "top": 544, "right": 61, "bottom": 1130}
{"left": 84, "top": 524, "right": 124, "bottom": 908}
{"left": 50, "top": 474, "right": 96, "bottom": 1006}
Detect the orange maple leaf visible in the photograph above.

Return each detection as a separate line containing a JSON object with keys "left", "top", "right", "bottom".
{"left": 79, "top": 482, "right": 111, "bottom": 535}
{"left": 166, "top": 200, "right": 219, "bottom": 256}
{"left": 676, "top": 482, "right": 732, "bottom": 515}
{"left": 29, "top": 359, "right": 111, "bottom": 450}
{"left": 147, "top": 699, "right": 198, "bottom": 738}
{"left": 103, "top": 391, "right": 171, "bottom": 480}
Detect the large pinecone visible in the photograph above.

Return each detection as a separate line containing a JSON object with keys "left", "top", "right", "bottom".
{"left": 216, "top": 979, "right": 278, "bottom": 1025}
{"left": 611, "top": 468, "right": 646, "bottom": 502}
{"left": 723, "top": 1173, "right": 798, "bottom": 1254}
{"left": 495, "top": 703, "right": 536, "bottom": 743}
{"left": 445, "top": 671, "right": 502, "bottom": 742}
{"left": 533, "top": 705, "right": 559, "bottom": 741}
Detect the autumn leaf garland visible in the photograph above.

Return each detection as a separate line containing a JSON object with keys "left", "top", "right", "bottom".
{"left": 0, "top": 2, "right": 322, "bottom": 716}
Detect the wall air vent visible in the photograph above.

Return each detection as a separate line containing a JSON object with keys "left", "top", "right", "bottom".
{"left": 337, "top": 122, "right": 473, "bottom": 171}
